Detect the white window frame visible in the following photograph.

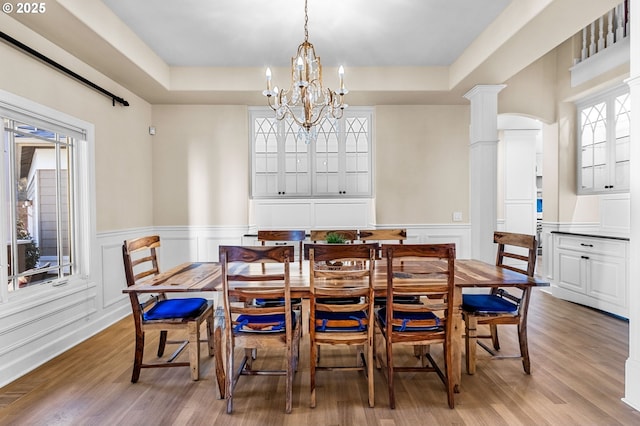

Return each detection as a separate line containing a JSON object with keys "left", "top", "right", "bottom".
{"left": 0, "top": 89, "right": 95, "bottom": 303}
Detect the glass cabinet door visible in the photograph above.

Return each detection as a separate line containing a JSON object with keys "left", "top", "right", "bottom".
{"left": 251, "top": 108, "right": 372, "bottom": 198}
{"left": 577, "top": 86, "right": 630, "bottom": 194}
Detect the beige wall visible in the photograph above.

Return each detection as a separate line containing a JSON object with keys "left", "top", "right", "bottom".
{"left": 0, "top": 16, "right": 154, "bottom": 232}
{"left": 150, "top": 105, "right": 249, "bottom": 226}
{"left": 554, "top": 36, "right": 628, "bottom": 224}
{"left": 375, "top": 105, "right": 470, "bottom": 224}
{"left": 4, "top": 13, "right": 629, "bottom": 232}
{"left": 149, "top": 105, "right": 470, "bottom": 227}
{"left": 498, "top": 34, "right": 630, "bottom": 225}
{"left": 500, "top": 50, "right": 558, "bottom": 124}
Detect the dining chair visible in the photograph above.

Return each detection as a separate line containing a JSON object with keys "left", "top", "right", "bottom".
{"left": 307, "top": 243, "right": 377, "bottom": 408}
{"left": 462, "top": 231, "right": 538, "bottom": 375}
{"left": 375, "top": 243, "right": 456, "bottom": 409}
{"left": 218, "top": 245, "right": 301, "bottom": 414}
{"left": 255, "top": 230, "right": 306, "bottom": 308}
{"left": 122, "top": 235, "right": 214, "bottom": 383}
{"left": 309, "top": 229, "right": 358, "bottom": 243}
{"left": 358, "top": 229, "right": 416, "bottom": 305}
{"left": 257, "top": 230, "right": 306, "bottom": 270}
{"left": 359, "top": 228, "right": 407, "bottom": 253}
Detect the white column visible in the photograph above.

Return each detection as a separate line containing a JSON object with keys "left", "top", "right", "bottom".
{"left": 464, "top": 85, "right": 506, "bottom": 264}
{"left": 624, "top": 0, "right": 640, "bottom": 411}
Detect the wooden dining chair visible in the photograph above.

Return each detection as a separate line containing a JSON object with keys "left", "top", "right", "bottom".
{"left": 359, "top": 228, "right": 407, "bottom": 253}
{"left": 358, "top": 229, "right": 415, "bottom": 305}
{"left": 257, "top": 230, "right": 306, "bottom": 270}
{"left": 310, "top": 229, "right": 358, "bottom": 243}
{"left": 308, "top": 243, "right": 377, "bottom": 408}
{"left": 375, "top": 243, "right": 456, "bottom": 409}
{"left": 122, "top": 235, "right": 214, "bottom": 383}
{"left": 462, "top": 231, "right": 538, "bottom": 375}
{"left": 255, "top": 230, "right": 305, "bottom": 309}
{"left": 218, "top": 245, "right": 301, "bottom": 414}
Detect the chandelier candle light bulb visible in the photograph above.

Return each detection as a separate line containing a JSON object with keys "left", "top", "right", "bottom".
{"left": 262, "top": 0, "right": 348, "bottom": 144}
{"left": 265, "top": 67, "right": 272, "bottom": 91}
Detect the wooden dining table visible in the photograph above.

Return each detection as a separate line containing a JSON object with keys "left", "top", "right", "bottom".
{"left": 122, "top": 258, "right": 548, "bottom": 396}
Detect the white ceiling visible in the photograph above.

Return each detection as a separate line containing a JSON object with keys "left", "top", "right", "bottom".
{"left": 100, "top": 0, "right": 512, "bottom": 68}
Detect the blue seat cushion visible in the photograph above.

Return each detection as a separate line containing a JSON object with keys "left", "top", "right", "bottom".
{"left": 376, "top": 307, "right": 441, "bottom": 331}
{"left": 314, "top": 310, "right": 368, "bottom": 332}
{"left": 462, "top": 294, "right": 518, "bottom": 315}
{"left": 254, "top": 297, "right": 302, "bottom": 307}
{"left": 144, "top": 298, "right": 208, "bottom": 321}
{"left": 234, "top": 311, "right": 299, "bottom": 333}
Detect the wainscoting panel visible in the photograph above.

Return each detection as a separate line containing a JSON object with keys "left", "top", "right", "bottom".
{"left": 101, "top": 241, "right": 128, "bottom": 309}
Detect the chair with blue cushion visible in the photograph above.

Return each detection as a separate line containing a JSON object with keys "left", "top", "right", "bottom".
{"left": 254, "top": 230, "right": 306, "bottom": 308}
{"left": 359, "top": 229, "right": 418, "bottom": 306}
{"left": 308, "top": 243, "right": 377, "bottom": 408}
{"left": 375, "top": 243, "right": 456, "bottom": 409}
{"left": 218, "top": 245, "right": 301, "bottom": 414}
{"left": 122, "top": 235, "right": 214, "bottom": 383}
{"left": 462, "top": 231, "right": 537, "bottom": 375}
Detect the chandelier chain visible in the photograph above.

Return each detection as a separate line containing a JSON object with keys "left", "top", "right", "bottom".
{"left": 304, "top": 0, "right": 309, "bottom": 43}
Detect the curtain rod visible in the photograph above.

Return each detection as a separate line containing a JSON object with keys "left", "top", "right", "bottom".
{"left": 0, "top": 31, "right": 130, "bottom": 107}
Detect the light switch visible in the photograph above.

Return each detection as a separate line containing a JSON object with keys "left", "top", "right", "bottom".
{"left": 452, "top": 211, "right": 462, "bottom": 222}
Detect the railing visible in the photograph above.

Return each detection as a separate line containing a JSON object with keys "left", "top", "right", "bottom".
{"left": 576, "top": 1, "right": 629, "bottom": 64}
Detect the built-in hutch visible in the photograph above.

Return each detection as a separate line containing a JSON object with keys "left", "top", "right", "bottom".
{"left": 551, "top": 231, "right": 629, "bottom": 318}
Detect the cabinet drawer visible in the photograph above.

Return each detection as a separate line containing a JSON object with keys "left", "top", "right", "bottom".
{"left": 555, "top": 235, "right": 626, "bottom": 257}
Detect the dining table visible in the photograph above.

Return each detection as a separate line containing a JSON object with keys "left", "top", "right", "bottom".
{"left": 216, "top": 257, "right": 548, "bottom": 397}
{"left": 122, "top": 257, "right": 548, "bottom": 397}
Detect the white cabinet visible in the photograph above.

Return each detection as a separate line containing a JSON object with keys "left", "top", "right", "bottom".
{"left": 552, "top": 232, "right": 628, "bottom": 317}
{"left": 250, "top": 108, "right": 372, "bottom": 198}
{"left": 577, "top": 86, "right": 630, "bottom": 194}
{"left": 251, "top": 111, "right": 311, "bottom": 198}
{"left": 313, "top": 111, "right": 372, "bottom": 197}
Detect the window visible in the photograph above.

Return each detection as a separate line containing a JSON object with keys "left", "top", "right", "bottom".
{"left": 250, "top": 107, "right": 373, "bottom": 198}
{"left": 1, "top": 90, "right": 93, "bottom": 296}
{"left": 577, "top": 85, "right": 630, "bottom": 194}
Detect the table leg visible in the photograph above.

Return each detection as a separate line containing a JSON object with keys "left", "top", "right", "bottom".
{"left": 465, "top": 314, "right": 478, "bottom": 375}
{"left": 452, "top": 289, "right": 462, "bottom": 393}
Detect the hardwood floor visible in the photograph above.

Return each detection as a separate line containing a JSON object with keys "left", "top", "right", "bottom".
{"left": 1, "top": 290, "right": 638, "bottom": 425}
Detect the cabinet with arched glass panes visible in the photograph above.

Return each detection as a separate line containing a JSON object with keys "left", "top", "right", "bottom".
{"left": 577, "top": 85, "right": 630, "bottom": 194}
{"left": 250, "top": 107, "right": 372, "bottom": 198}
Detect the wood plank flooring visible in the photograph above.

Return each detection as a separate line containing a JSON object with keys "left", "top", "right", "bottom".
{"left": 1, "top": 290, "right": 639, "bottom": 425}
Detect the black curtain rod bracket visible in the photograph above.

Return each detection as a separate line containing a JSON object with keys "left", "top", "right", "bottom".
{"left": 0, "top": 31, "right": 129, "bottom": 107}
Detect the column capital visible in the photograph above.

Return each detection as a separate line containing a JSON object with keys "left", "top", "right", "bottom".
{"left": 463, "top": 84, "right": 507, "bottom": 101}
{"left": 625, "top": 75, "right": 640, "bottom": 88}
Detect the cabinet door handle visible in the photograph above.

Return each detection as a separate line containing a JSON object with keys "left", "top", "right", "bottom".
{"left": 580, "top": 243, "right": 593, "bottom": 247}
{"left": 581, "top": 255, "right": 590, "bottom": 260}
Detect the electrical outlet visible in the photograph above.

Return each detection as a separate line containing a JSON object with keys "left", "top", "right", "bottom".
{"left": 452, "top": 211, "right": 462, "bottom": 222}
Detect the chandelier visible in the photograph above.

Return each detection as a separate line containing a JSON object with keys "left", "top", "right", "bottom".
{"left": 262, "top": 0, "right": 348, "bottom": 144}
